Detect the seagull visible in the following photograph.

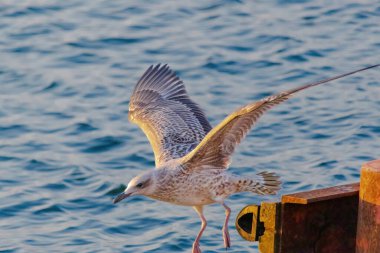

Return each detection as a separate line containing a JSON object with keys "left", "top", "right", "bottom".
{"left": 113, "top": 63, "right": 379, "bottom": 253}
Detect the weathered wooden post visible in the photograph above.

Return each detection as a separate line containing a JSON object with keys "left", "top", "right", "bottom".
{"left": 356, "top": 160, "right": 380, "bottom": 253}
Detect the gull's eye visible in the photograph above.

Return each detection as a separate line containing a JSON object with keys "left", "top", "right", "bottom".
{"left": 136, "top": 183, "right": 143, "bottom": 188}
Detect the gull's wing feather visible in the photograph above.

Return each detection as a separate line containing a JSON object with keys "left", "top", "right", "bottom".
{"left": 180, "top": 64, "right": 380, "bottom": 171}
{"left": 129, "top": 64, "right": 212, "bottom": 167}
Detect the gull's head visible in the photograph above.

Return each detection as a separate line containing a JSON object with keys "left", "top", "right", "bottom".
{"left": 113, "top": 170, "right": 156, "bottom": 204}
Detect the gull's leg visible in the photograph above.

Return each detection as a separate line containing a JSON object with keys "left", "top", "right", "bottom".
{"left": 192, "top": 205, "right": 207, "bottom": 253}
{"left": 222, "top": 202, "right": 231, "bottom": 249}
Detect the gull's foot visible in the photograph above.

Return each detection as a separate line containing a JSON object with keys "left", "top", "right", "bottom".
{"left": 223, "top": 226, "right": 231, "bottom": 249}
{"left": 192, "top": 242, "right": 202, "bottom": 253}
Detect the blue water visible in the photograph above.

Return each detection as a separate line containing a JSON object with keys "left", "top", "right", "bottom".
{"left": 0, "top": 1, "right": 379, "bottom": 252}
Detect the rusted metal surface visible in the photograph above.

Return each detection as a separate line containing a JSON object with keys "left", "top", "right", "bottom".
{"left": 281, "top": 183, "right": 359, "bottom": 204}
{"left": 356, "top": 160, "right": 380, "bottom": 253}
{"left": 236, "top": 183, "right": 360, "bottom": 253}
{"left": 279, "top": 193, "right": 358, "bottom": 253}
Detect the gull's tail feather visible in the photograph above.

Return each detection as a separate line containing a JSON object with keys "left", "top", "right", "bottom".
{"left": 254, "top": 171, "right": 282, "bottom": 195}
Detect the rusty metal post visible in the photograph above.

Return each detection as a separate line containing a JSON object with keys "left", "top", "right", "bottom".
{"left": 236, "top": 183, "right": 359, "bottom": 253}
{"left": 356, "top": 160, "right": 380, "bottom": 253}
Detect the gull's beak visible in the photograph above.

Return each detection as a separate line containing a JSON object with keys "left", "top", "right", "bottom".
{"left": 113, "top": 191, "right": 132, "bottom": 204}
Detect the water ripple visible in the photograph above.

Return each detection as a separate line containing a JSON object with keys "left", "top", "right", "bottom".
{"left": 0, "top": 0, "right": 379, "bottom": 252}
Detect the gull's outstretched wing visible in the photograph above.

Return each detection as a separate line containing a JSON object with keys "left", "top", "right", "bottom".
{"left": 129, "top": 64, "right": 212, "bottom": 167}
{"left": 180, "top": 64, "right": 380, "bottom": 171}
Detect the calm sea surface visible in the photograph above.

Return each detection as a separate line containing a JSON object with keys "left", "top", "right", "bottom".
{"left": 0, "top": 1, "right": 379, "bottom": 252}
